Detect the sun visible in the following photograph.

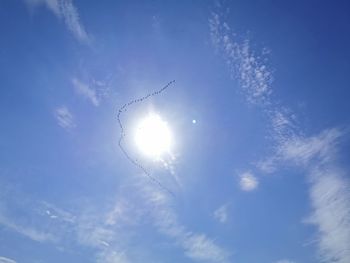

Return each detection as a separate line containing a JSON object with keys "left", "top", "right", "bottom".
{"left": 134, "top": 113, "right": 173, "bottom": 159}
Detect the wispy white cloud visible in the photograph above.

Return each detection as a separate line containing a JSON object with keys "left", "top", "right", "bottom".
{"left": 214, "top": 204, "right": 229, "bottom": 223}
{"left": 142, "top": 183, "right": 230, "bottom": 263}
{"left": 42, "top": 201, "right": 76, "bottom": 223}
{"left": 258, "top": 128, "right": 342, "bottom": 173}
{"left": 269, "top": 129, "right": 350, "bottom": 263}
{"left": 61, "top": 206, "right": 132, "bottom": 263}
{"left": 0, "top": 173, "right": 228, "bottom": 263}
{"left": 96, "top": 250, "right": 130, "bottom": 263}
{"left": 54, "top": 106, "right": 75, "bottom": 130}
{"left": 275, "top": 260, "right": 296, "bottom": 263}
{"left": 209, "top": 12, "right": 272, "bottom": 105}
{"left": 0, "top": 256, "right": 17, "bottom": 263}
{"left": 209, "top": 10, "right": 299, "bottom": 148}
{"left": 183, "top": 234, "right": 229, "bottom": 263}
{"left": 72, "top": 78, "right": 100, "bottom": 106}
{"left": 279, "top": 129, "right": 342, "bottom": 165}
{"left": 281, "top": 129, "right": 350, "bottom": 263}
{"left": 104, "top": 199, "right": 142, "bottom": 227}
{"left": 76, "top": 223, "right": 114, "bottom": 249}
{"left": 239, "top": 172, "right": 258, "bottom": 192}
{"left": 0, "top": 212, "right": 56, "bottom": 242}
{"left": 0, "top": 190, "right": 63, "bottom": 244}
{"left": 307, "top": 167, "right": 350, "bottom": 263}
{"left": 25, "top": 0, "right": 90, "bottom": 43}
{"left": 0, "top": 181, "right": 132, "bottom": 262}
{"left": 268, "top": 107, "right": 300, "bottom": 146}
{"left": 210, "top": 7, "right": 350, "bottom": 263}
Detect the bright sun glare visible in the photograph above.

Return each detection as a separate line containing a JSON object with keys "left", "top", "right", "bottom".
{"left": 134, "top": 113, "right": 173, "bottom": 159}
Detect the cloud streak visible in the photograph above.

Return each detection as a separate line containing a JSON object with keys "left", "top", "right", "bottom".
{"left": 210, "top": 8, "right": 350, "bottom": 263}
{"left": 72, "top": 78, "right": 100, "bottom": 106}
{"left": 140, "top": 182, "right": 230, "bottom": 263}
{"left": 25, "top": 0, "right": 90, "bottom": 43}
{"left": 209, "top": 10, "right": 299, "bottom": 147}
{"left": 281, "top": 129, "right": 350, "bottom": 263}
{"left": 214, "top": 204, "right": 229, "bottom": 223}
{"left": 0, "top": 196, "right": 57, "bottom": 243}
{"left": 0, "top": 185, "right": 130, "bottom": 262}
{"left": 0, "top": 257, "right": 17, "bottom": 263}
{"left": 307, "top": 167, "right": 350, "bottom": 263}
{"left": 275, "top": 260, "right": 296, "bottom": 263}
{"left": 272, "top": 129, "right": 350, "bottom": 263}
{"left": 209, "top": 12, "right": 272, "bottom": 105}
{"left": 54, "top": 106, "right": 75, "bottom": 130}
{"left": 0, "top": 215, "right": 56, "bottom": 242}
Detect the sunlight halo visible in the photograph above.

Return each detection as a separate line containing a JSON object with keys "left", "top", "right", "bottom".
{"left": 134, "top": 113, "right": 173, "bottom": 159}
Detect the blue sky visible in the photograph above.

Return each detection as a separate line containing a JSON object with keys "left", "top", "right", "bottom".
{"left": 1, "top": 1, "right": 350, "bottom": 263}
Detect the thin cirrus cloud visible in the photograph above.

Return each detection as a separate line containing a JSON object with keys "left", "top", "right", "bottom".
{"left": 286, "top": 122, "right": 350, "bottom": 259}
{"left": 275, "top": 260, "right": 296, "bottom": 263}
{"left": 0, "top": 216, "right": 56, "bottom": 243}
{"left": 209, "top": 14, "right": 271, "bottom": 104}
{"left": 209, "top": 7, "right": 350, "bottom": 263}
{"left": 0, "top": 184, "right": 218, "bottom": 263}
{"left": 1, "top": 181, "right": 229, "bottom": 263}
{"left": 209, "top": 10, "right": 299, "bottom": 147}
{"left": 24, "top": 0, "right": 90, "bottom": 43}
{"left": 0, "top": 185, "right": 130, "bottom": 263}
{"left": 0, "top": 257, "right": 17, "bottom": 263}
{"left": 72, "top": 78, "right": 100, "bottom": 106}
{"left": 50, "top": 200, "right": 133, "bottom": 263}
{"left": 96, "top": 251, "right": 130, "bottom": 263}
{"left": 139, "top": 181, "right": 230, "bottom": 263}
{"left": 71, "top": 178, "right": 230, "bottom": 263}
{"left": 239, "top": 172, "right": 258, "bottom": 192}
{"left": 307, "top": 167, "right": 350, "bottom": 263}
{"left": 214, "top": 204, "right": 229, "bottom": 223}
{"left": 54, "top": 106, "right": 75, "bottom": 130}
{"left": 0, "top": 198, "right": 57, "bottom": 243}
{"left": 285, "top": 129, "right": 350, "bottom": 263}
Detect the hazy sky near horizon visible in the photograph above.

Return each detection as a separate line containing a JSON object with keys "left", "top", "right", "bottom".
{"left": 1, "top": 1, "right": 350, "bottom": 263}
